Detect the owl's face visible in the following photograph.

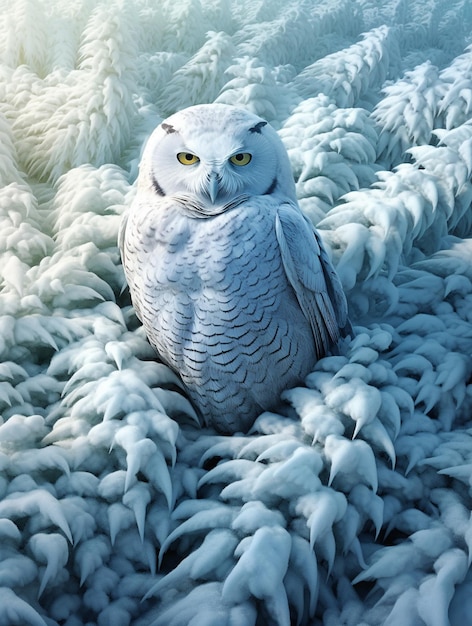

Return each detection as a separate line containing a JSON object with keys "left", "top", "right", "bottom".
{"left": 138, "top": 104, "right": 297, "bottom": 216}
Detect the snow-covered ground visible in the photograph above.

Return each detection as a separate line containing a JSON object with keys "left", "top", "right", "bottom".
{"left": 1, "top": 0, "right": 472, "bottom": 624}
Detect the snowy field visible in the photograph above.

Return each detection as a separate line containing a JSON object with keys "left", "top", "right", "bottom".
{"left": 1, "top": 0, "right": 472, "bottom": 624}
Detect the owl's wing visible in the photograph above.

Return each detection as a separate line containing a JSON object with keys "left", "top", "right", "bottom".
{"left": 117, "top": 208, "right": 144, "bottom": 322}
{"left": 117, "top": 209, "right": 128, "bottom": 261}
{"left": 275, "top": 203, "right": 351, "bottom": 358}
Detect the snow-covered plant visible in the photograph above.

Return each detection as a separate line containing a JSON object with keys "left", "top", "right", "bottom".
{"left": 372, "top": 61, "right": 444, "bottom": 167}
{"left": 231, "top": 0, "right": 362, "bottom": 71}
{"left": 438, "top": 45, "right": 472, "bottom": 129}
{"left": 1, "top": 2, "right": 139, "bottom": 181}
{"left": 156, "top": 31, "right": 236, "bottom": 117}
{"left": 0, "top": 0, "right": 50, "bottom": 74}
{"left": 160, "top": 0, "right": 215, "bottom": 55}
{"left": 279, "top": 94, "right": 379, "bottom": 221}
{"left": 216, "top": 56, "right": 298, "bottom": 125}
{"left": 293, "top": 26, "right": 402, "bottom": 108}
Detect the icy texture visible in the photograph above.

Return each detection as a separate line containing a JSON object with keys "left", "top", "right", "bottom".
{"left": 1, "top": 0, "right": 472, "bottom": 624}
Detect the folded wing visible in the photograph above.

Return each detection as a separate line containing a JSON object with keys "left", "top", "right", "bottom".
{"left": 276, "top": 203, "right": 351, "bottom": 358}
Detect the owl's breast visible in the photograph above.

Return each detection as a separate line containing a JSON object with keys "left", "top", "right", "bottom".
{"left": 124, "top": 197, "right": 316, "bottom": 432}
{"left": 148, "top": 203, "right": 282, "bottom": 302}
{"left": 136, "top": 202, "right": 283, "bottom": 348}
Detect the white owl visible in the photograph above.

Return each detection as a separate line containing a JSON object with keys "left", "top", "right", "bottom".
{"left": 120, "top": 104, "right": 351, "bottom": 433}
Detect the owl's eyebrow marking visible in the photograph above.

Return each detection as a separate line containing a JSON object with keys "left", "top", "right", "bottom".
{"left": 161, "top": 123, "right": 177, "bottom": 134}
{"left": 248, "top": 121, "right": 267, "bottom": 134}
{"left": 152, "top": 175, "right": 166, "bottom": 196}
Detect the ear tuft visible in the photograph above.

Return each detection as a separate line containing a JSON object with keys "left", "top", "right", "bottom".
{"left": 161, "top": 123, "right": 177, "bottom": 134}
{"left": 248, "top": 121, "right": 267, "bottom": 134}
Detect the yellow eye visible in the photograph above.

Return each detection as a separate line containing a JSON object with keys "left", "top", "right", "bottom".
{"left": 177, "top": 152, "right": 200, "bottom": 165}
{"left": 229, "top": 153, "right": 252, "bottom": 166}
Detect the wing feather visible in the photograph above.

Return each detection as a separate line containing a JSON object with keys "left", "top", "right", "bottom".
{"left": 118, "top": 207, "right": 145, "bottom": 322}
{"left": 276, "top": 203, "right": 350, "bottom": 358}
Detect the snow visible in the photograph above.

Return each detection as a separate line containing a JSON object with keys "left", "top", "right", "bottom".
{"left": 1, "top": 0, "right": 472, "bottom": 624}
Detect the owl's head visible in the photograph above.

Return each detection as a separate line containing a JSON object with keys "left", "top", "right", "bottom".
{"left": 137, "top": 104, "right": 297, "bottom": 216}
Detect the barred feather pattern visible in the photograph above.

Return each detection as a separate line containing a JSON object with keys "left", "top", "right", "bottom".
{"left": 123, "top": 192, "right": 336, "bottom": 433}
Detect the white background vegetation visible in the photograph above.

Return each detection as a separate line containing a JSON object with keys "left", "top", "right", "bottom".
{"left": 1, "top": 0, "right": 472, "bottom": 624}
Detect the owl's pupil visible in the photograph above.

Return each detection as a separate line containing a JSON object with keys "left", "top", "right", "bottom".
{"left": 185, "top": 154, "right": 193, "bottom": 161}
{"left": 235, "top": 154, "right": 243, "bottom": 161}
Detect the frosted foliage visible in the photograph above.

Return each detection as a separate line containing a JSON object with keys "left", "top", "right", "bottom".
{"left": 157, "top": 31, "right": 236, "bottom": 116}
{"left": 1, "top": 0, "right": 472, "bottom": 625}
{"left": 0, "top": 1, "right": 139, "bottom": 181}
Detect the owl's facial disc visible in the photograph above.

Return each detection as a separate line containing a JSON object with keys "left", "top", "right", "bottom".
{"left": 146, "top": 105, "right": 299, "bottom": 215}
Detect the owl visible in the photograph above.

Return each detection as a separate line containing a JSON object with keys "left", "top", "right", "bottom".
{"left": 119, "top": 103, "right": 351, "bottom": 434}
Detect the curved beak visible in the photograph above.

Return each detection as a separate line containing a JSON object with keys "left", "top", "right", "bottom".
{"left": 208, "top": 170, "right": 219, "bottom": 204}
